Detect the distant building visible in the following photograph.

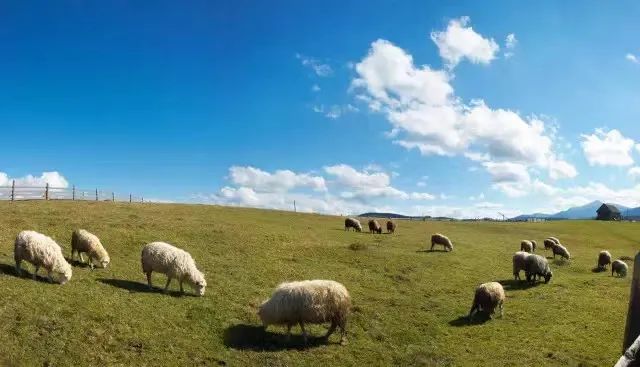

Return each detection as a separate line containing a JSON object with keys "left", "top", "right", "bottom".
{"left": 527, "top": 217, "right": 546, "bottom": 222}
{"left": 596, "top": 203, "right": 622, "bottom": 221}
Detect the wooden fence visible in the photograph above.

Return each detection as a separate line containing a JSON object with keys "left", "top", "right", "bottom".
{"left": 0, "top": 180, "right": 145, "bottom": 203}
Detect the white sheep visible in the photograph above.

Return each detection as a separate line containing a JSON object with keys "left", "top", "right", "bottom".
{"left": 468, "top": 282, "right": 505, "bottom": 321}
{"left": 430, "top": 233, "right": 453, "bottom": 252}
{"left": 141, "top": 242, "right": 206, "bottom": 296}
{"left": 543, "top": 238, "right": 558, "bottom": 250}
{"left": 71, "top": 229, "right": 110, "bottom": 269}
{"left": 14, "top": 230, "right": 72, "bottom": 284}
{"left": 552, "top": 243, "right": 571, "bottom": 260}
{"left": 597, "top": 250, "right": 612, "bottom": 270}
{"left": 344, "top": 217, "right": 362, "bottom": 232}
{"left": 258, "top": 279, "right": 351, "bottom": 345}
{"left": 513, "top": 251, "right": 531, "bottom": 280}
{"left": 520, "top": 240, "right": 534, "bottom": 253}
{"left": 612, "top": 260, "right": 629, "bottom": 277}
{"left": 525, "top": 254, "right": 553, "bottom": 284}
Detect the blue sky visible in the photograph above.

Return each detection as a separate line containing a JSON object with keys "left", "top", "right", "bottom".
{"left": 3, "top": 1, "right": 640, "bottom": 217}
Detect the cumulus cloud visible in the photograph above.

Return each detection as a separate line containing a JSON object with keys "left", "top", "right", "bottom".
{"left": 351, "top": 38, "right": 577, "bottom": 184}
{"left": 581, "top": 129, "right": 636, "bottom": 167}
{"left": 229, "top": 166, "right": 327, "bottom": 192}
{"left": 430, "top": 16, "right": 499, "bottom": 68}
{"left": 627, "top": 53, "right": 639, "bottom": 64}
{"left": 0, "top": 171, "right": 69, "bottom": 188}
{"left": 629, "top": 166, "right": 640, "bottom": 180}
{"left": 296, "top": 53, "right": 333, "bottom": 77}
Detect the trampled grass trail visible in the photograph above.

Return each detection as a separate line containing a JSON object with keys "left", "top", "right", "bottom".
{"left": 0, "top": 201, "right": 635, "bottom": 366}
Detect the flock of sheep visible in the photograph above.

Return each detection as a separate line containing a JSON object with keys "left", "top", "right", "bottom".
{"left": 11, "top": 217, "right": 633, "bottom": 347}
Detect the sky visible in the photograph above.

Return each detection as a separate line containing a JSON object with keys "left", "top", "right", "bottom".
{"left": 3, "top": 1, "right": 640, "bottom": 218}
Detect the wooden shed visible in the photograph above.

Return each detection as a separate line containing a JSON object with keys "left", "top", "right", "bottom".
{"left": 596, "top": 203, "right": 622, "bottom": 221}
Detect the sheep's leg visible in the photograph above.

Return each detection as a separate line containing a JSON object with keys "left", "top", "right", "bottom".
{"left": 499, "top": 301, "right": 504, "bottom": 317}
{"left": 33, "top": 265, "right": 39, "bottom": 280}
{"left": 164, "top": 277, "right": 172, "bottom": 292}
{"left": 179, "top": 279, "right": 184, "bottom": 294}
{"left": 70, "top": 249, "right": 75, "bottom": 261}
{"left": 430, "top": 242, "right": 435, "bottom": 251}
{"left": 79, "top": 253, "right": 85, "bottom": 264}
{"left": 468, "top": 303, "right": 477, "bottom": 321}
{"left": 88, "top": 256, "right": 94, "bottom": 270}
{"left": 338, "top": 319, "right": 348, "bottom": 345}
{"left": 14, "top": 259, "right": 22, "bottom": 277}
{"left": 299, "top": 322, "right": 308, "bottom": 345}
{"left": 324, "top": 320, "right": 337, "bottom": 340}
{"left": 47, "top": 270, "right": 53, "bottom": 283}
{"left": 286, "top": 323, "right": 293, "bottom": 342}
{"left": 146, "top": 272, "right": 153, "bottom": 289}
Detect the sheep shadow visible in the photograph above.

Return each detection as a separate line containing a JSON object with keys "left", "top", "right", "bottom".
{"left": 551, "top": 258, "right": 570, "bottom": 266}
{"left": 68, "top": 259, "right": 91, "bottom": 268}
{"left": 498, "top": 279, "right": 541, "bottom": 291}
{"left": 416, "top": 249, "right": 450, "bottom": 253}
{"left": 0, "top": 263, "right": 58, "bottom": 284}
{"left": 591, "top": 267, "right": 607, "bottom": 273}
{"left": 449, "top": 313, "right": 492, "bottom": 327}
{"left": 223, "top": 324, "right": 328, "bottom": 351}
{"left": 97, "top": 278, "right": 193, "bottom": 297}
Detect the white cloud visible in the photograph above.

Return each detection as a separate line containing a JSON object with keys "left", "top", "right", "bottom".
{"left": 629, "top": 166, "right": 640, "bottom": 180}
{"left": 296, "top": 53, "right": 333, "bottom": 77}
{"left": 469, "top": 193, "right": 485, "bottom": 201}
{"left": 581, "top": 128, "right": 635, "bottom": 167}
{"left": 0, "top": 171, "right": 69, "bottom": 188}
{"left": 626, "top": 53, "right": 639, "bottom": 64}
{"left": 482, "top": 161, "right": 530, "bottom": 183}
{"left": 351, "top": 39, "right": 576, "bottom": 181}
{"left": 416, "top": 181, "right": 427, "bottom": 187}
{"left": 228, "top": 166, "right": 327, "bottom": 192}
{"left": 311, "top": 84, "right": 321, "bottom": 92}
{"left": 430, "top": 16, "right": 499, "bottom": 68}
{"left": 504, "top": 33, "right": 517, "bottom": 58}
{"left": 474, "top": 201, "right": 503, "bottom": 209}
{"left": 312, "top": 104, "right": 358, "bottom": 120}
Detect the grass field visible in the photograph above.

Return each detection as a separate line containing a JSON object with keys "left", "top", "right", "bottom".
{"left": 0, "top": 201, "right": 636, "bottom": 366}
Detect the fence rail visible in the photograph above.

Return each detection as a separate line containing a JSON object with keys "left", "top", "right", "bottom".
{"left": 0, "top": 181, "right": 145, "bottom": 203}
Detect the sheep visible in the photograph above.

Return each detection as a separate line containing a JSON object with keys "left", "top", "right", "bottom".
{"left": 430, "top": 233, "right": 453, "bottom": 252}
{"left": 612, "top": 260, "right": 629, "bottom": 277}
{"left": 258, "top": 279, "right": 351, "bottom": 345}
{"left": 524, "top": 254, "right": 553, "bottom": 284}
{"left": 468, "top": 282, "right": 505, "bottom": 321}
{"left": 141, "top": 242, "right": 206, "bottom": 296}
{"left": 14, "top": 230, "right": 72, "bottom": 284}
{"left": 513, "top": 251, "right": 531, "bottom": 280}
{"left": 548, "top": 236, "right": 560, "bottom": 245}
{"left": 597, "top": 250, "right": 612, "bottom": 270}
{"left": 344, "top": 218, "right": 362, "bottom": 232}
{"left": 368, "top": 219, "right": 382, "bottom": 234}
{"left": 520, "top": 240, "right": 534, "bottom": 253}
{"left": 552, "top": 243, "right": 571, "bottom": 260}
{"left": 531, "top": 240, "right": 538, "bottom": 252}
{"left": 71, "top": 229, "right": 110, "bottom": 269}
{"left": 386, "top": 220, "right": 396, "bottom": 234}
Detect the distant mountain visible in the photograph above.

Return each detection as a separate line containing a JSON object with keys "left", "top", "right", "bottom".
{"left": 513, "top": 200, "right": 630, "bottom": 220}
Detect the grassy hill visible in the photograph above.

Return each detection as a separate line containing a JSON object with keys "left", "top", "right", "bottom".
{"left": 0, "top": 201, "right": 636, "bottom": 366}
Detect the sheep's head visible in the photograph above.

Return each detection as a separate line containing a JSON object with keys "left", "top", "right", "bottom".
{"left": 544, "top": 271, "right": 553, "bottom": 284}
{"left": 59, "top": 267, "right": 73, "bottom": 285}
{"left": 190, "top": 271, "right": 207, "bottom": 296}
{"left": 257, "top": 300, "right": 271, "bottom": 326}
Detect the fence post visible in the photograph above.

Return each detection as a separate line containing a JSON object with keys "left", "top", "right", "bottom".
{"left": 95, "top": 189, "right": 98, "bottom": 201}
{"left": 10, "top": 180, "right": 15, "bottom": 201}
{"left": 45, "top": 183, "right": 49, "bottom": 200}
{"left": 112, "top": 192, "right": 115, "bottom": 202}
{"left": 129, "top": 194, "right": 132, "bottom": 203}
{"left": 141, "top": 197, "right": 144, "bottom": 203}
{"left": 72, "top": 185, "right": 75, "bottom": 201}
{"left": 623, "top": 252, "right": 640, "bottom": 353}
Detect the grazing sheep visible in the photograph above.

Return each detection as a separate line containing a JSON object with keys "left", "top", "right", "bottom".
{"left": 513, "top": 251, "right": 531, "bottom": 280}
{"left": 468, "top": 282, "right": 505, "bottom": 321}
{"left": 344, "top": 218, "right": 362, "bottom": 232}
{"left": 258, "top": 280, "right": 351, "bottom": 345}
{"left": 386, "top": 220, "right": 396, "bottom": 234}
{"left": 14, "top": 230, "right": 72, "bottom": 284}
{"left": 368, "top": 219, "right": 382, "bottom": 234}
{"left": 612, "top": 260, "right": 629, "bottom": 277}
{"left": 597, "top": 250, "right": 612, "bottom": 270}
{"left": 552, "top": 243, "right": 571, "bottom": 260}
{"left": 430, "top": 233, "right": 453, "bottom": 252}
{"left": 548, "top": 237, "right": 560, "bottom": 245}
{"left": 141, "top": 242, "right": 206, "bottom": 296}
{"left": 525, "top": 254, "right": 553, "bottom": 284}
{"left": 71, "top": 229, "right": 110, "bottom": 269}
{"left": 520, "top": 240, "right": 534, "bottom": 253}
{"left": 531, "top": 240, "right": 538, "bottom": 252}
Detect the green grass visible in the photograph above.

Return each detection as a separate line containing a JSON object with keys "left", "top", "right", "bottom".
{"left": 0, "top": 201, "right": 635, "bottom": 366}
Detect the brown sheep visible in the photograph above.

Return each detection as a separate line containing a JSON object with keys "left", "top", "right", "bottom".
{"left": 368, "top": 219, "right": 382, "bottom": 234}
{"left": 386, "top": 220, "right": 396, "bottom": 234}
